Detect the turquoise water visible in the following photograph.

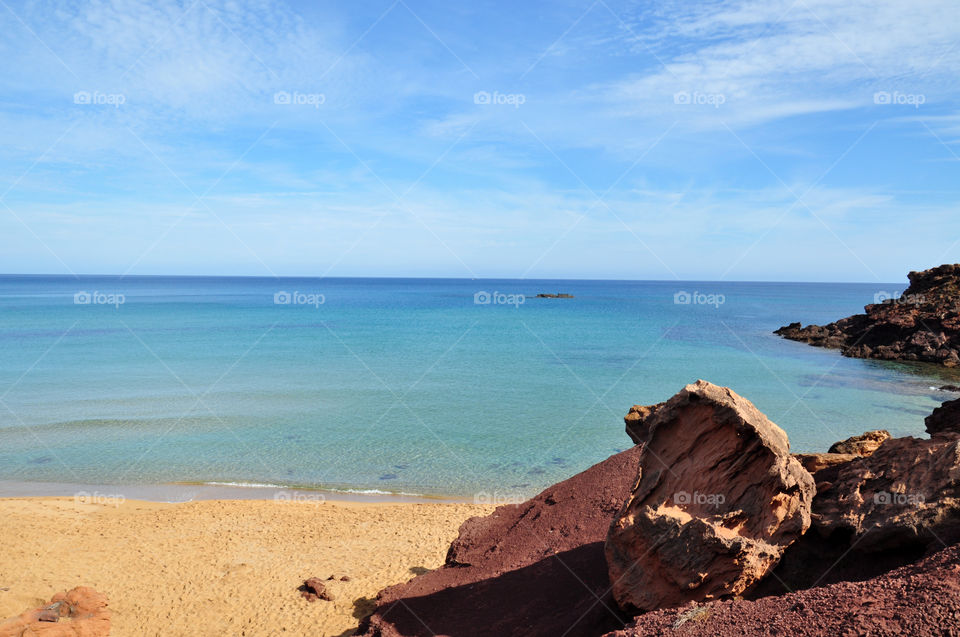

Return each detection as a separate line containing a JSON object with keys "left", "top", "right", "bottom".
{"left": 0, "top": 275, "right": 955, "bottom": 498}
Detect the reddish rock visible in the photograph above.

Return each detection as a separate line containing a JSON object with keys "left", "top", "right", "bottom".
{"left": 813, "top": 432, "right": 960, "bottom": 552}
{"left": 926, "top": 397, "right": 960, "bottom": 435}
{"left": 827, "top": 429, "right": 890, "bottom": 455}
{"left": 356, "top": 445, "right": 643, "bottom": 637}
{"left": 606, "top": 381, "right": 816, "bottom": 613}
{"left": 604, "top": 541, "right": 960, "bottom": 636}
{"left": 775, "top": 264, "right": 960, "bottom": 366}
{"left": 793, "top": 452, "right": 858, "bottom": 476}
{"left": 623, "top": 403, "right": 664, "bottom": 444}
{"left": 0, "top": 587, "right": 110, "bottom": 637}
{"left": 300, "top": 578, "right": 334, "bottom": 602}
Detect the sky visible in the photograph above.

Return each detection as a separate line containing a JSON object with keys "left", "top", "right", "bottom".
{"left": 0, "top": 0, "right": 958, "bottom": 282}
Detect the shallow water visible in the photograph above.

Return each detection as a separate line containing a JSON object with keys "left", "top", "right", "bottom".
{"left": 0, "top": 275, "right": 956, "bottom": 498}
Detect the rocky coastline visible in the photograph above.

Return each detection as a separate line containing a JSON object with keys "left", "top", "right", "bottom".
{"left": 775, "top": 264, "right": 960, "bottom": 367}
{"left": 357, "top": 380, "right": 960, "bottom": 636}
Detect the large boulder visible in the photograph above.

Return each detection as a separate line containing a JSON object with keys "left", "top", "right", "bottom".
{"left": 605, "top": 381, "right": 816, "bottom": 613}
{"left": 812, "top": 432, "right": 960, "bottom": 551}
{"left": 926, "top": 398, "right": 960, "bottom": 436}
{"left": 356, "top": 445, "right": 642, "bottom": 637}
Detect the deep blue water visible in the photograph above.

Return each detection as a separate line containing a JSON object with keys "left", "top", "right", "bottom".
{"left": 0, "top": 275, "right": 955, "bottom": 497}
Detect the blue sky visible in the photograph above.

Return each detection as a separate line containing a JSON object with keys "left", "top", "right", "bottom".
{"left": 0, "top": 0, "right": 958, "bottom": 282}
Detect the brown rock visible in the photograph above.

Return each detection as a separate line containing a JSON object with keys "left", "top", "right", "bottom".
{"left": 300, "top": 578, "right": 334, "bottom": 602}
{"left": 623, "top": 403, "right": 664, "bottom": 444}
{"left": 793, "top": 452, "right": 858, "bottom": 477}
{"left": 813, "top": 432, "right": 960, "bottom": 552}
{"left": 0, "top": 587, "right": 110, "bottom": 637}
{"left": 926, "top": 398, "right": 960, "bottom": 435}
{"left": 827, "top": 429, "right": 890, "bottom": 455}
{"left": 357, "top": 445, "right": 643, "bottom": 637}
{"left": 606, "top": 381, "right": 816, "bottom": 613}
{"left": 603, "top": 541, "right": 960, "bottom": 636}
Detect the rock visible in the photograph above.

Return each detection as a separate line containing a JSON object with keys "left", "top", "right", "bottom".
{"left": 775, "top": 264, "right": 960, "bottom": 366}
{"left": 827, "top": 429, "right": 890, "bottom": 455}
{"left": 938, "top": 384, "right": 960, "bottom": 392}
{"left": 606, "top": 381, "right": 816, "bottom": 613}
{"left": 300, "top": 578, "right": 334, "bottom": 602}
{"left": 926, "top": 398, "right": 960, "bottom": 435}
{"left": 623, "top": 403, "right": 664, "bottom": 444}
{"left": 793, "top": 452, "right": 858, "bottom": 476}
{"left": 356, "top": 446, "right": 643, "bottom": 637}
{"left": 535, "top": 293, "right": 574, "bottom": 298}
{"left": 813, "top": 432, "right": 960, "bottom": 552}
{"left": 603, "top": 542, "right": 960, "bottom": 636}
{"left": 0, "top": 587, "right": 110, "bottom": 637}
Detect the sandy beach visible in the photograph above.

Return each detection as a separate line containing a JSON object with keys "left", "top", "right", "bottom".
{"left": 0, "top": 497, "right": 490, "bottom": 636}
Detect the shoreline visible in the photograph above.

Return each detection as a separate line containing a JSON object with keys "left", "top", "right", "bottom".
{"left": 0, "top": 479, "right": 475, "bottom": 504}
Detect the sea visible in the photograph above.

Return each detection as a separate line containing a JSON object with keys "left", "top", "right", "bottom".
{"left": 0, "top": 275, "right": 955, "bottom": 499}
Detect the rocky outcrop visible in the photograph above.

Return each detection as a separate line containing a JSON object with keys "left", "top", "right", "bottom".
{"left": 926, "top": 398, "right": 960, "bottom": 435}
{"left": 0, "top": 587, "right": 110, "bottom": 637}
{"left": 827, "top": 429, "right": 890, "bottom": 455}
{"left": 793, "top": 452, "right": 858, "bottom": 477}
{"left": 356, "top": 445, "right": 643, "bottom": 637}
{"left": 603, "top": 541, "right": 960, "bottom": 637}
{"left": 622, "top": 403, "right": 663, "bottom": 444}
{"left": 812, "top": 432, "right": 960, "bottom": 552}
{"left": 605, "top": 381, "right": 816, "bottom": 613}
{"left": 775, "top": 264, "right": 960, "bottom": 366}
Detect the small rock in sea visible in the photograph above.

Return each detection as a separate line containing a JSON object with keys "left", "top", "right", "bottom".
{"left": 534, "top": 292, "right": 574, "bottom": 298}
{"left": 379, "top": 473, "right": 398, "bottom": 480}
{"left": 300, "top": 578, "right": 334, "bottom": 602}
{"left": 939, "top": 384, "right": 960, "bottom": 392}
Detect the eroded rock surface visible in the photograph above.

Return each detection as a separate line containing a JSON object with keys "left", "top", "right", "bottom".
{"left": 604, "top": 541, "right": 960, "bottom": 637}
{"left": 827, "top": 429, "right": 890, "bottom": 456}
{"left": 813, "top": 432, "right": 960, "bottom": 552}
{"left": 606, "top": 381, "right": 816, "bottom": 613}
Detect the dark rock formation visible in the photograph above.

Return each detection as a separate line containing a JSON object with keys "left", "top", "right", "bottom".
{"left": 356, "top": 445, "right": 643, "bottom": 637}
{"left": 605, "top": 381, "right": 816, "bottom": 613}
{"left": 926, "top": 398, "right": 960, "bottom": 435}
{"left": 775, "top": 264, "right": 960, "bottom": 366}
{"left": 535, "top": 293, "right": 574, "bottom": 299}
{"left": 604, "top": 542, "right": 960, "bottom": 637}
{"left": 0, "top": 587, "right": 110, "bottom": 637}
{"left": 827, "top": 429, "right": 890, "bottom": 455}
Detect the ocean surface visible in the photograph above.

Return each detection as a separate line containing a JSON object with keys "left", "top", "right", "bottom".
{"left": 0, "top": 275, "right": 956, "bottom": 499}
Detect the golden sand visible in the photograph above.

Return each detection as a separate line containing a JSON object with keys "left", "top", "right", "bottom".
{"left": 0, "top": 497, "right": 491, "bottom": 636}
